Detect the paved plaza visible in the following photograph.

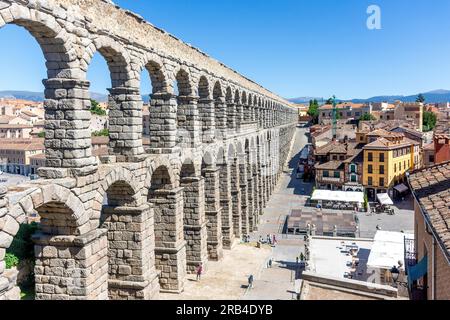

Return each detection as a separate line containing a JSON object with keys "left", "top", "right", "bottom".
{"left": 358, "top": 195, "right": 415, "bottom": 238}
{"left": 0, "top": 173, "right": 30, "bottom": 188}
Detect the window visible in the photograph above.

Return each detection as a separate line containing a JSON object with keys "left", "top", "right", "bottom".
{"left": 347, "top": 112, "right": 352, "bottom": 117}
{"left": 334, "top": 171, "right": 340, "bottom": 178}
{"left": 429, "top": 155, "right": 435, "bottom": 163}
{"left": 351, "top": 175, "right": 357, "bottom": 182}
{"left": 350, "top": 164, "right": 357, "bottom": 173}
{"left": 394, "top": 163, "right": 397, "bottom": 173}
{"left": 333, "top": 155, "right": 338, "bottom": 160}
{"left": 379, "top": 165, "right": 384, "bottom": 175}
{"left": 355, "top": 112, "right": 361, "bottom": 117}
{"left": 368, "top": 153, "right": 373, "bottom": 162}
{"left": 379, "top": 177, "right": 385, "bottom": 187}
{"left": 368, "top": 177, "right": 373, "bottom": 186}
{"left": 379, "top": 153, "right": 385, "bottom": 163}
{"left": 408, "top": 160, "right": 410, "bottom": 168}
{"left": 368, "top": 165, "right": 373, "bottom": 174}
{"left": 323, "top": 171, "right": 329, "bottom": 177}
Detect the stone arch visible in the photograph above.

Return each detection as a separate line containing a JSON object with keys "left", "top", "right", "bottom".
{"left": 234, "top": 89, "right": 241, "bottom": 104}
{"left": 202, "top": 150, "right": 215, "bottom": 169}
{"left": 198, "top": 75, "right": 211, "bottom": 100}
{"left": 140, "top": 53, "right": 170, "bottom": 94}
{"left": 148, "top": 162, "right": 187, "bottom": 292}
{"left": 180, "top": 158, "right": 198, "bottom": 179}
{"left": 227, "top": 143, "right": 236, "bottom": 161}
{"left": 215, "top": 146, "right": 226, "bottom": 166}
{"left": 83, "top": 35, "right": 133, "bottom": 87}
{"left": 98, "top": 174, "right": 145, "bottom": 299}
{"left": 241, "top": 91, "right": 248, "bottom": 105}
{"left": 3, "top": 186, "right": 88, "bottom": 243}
{"left": 180, "top": 157, "right": 208, "bottom": 273}
{"left": 0, "top": 184, "right": 91, "bottom": 300}
{"left": 225, "top": 86, "right": 233, "bottom": 102}
{"left": 173, "top": 66, "right": 194, "bottom": 96}
{"left": 213, "top": 81, "right": 223, "bottom": 99}
{"left": 0, "top": 4, "right": 78, "bottom": 78}
{"left": 92, "top": 167, "right": 141, "bottom": 221}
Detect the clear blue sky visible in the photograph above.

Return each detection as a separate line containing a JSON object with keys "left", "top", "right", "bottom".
{"left": 0, "top": 0, "right": 449, "bottom": 100}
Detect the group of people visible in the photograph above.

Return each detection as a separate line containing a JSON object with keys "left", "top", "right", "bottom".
{"left": 258, "top": 234, "right": 277, "bottom": 246}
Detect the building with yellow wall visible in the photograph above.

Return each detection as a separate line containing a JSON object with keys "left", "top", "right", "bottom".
{"left": 363, "top": 132, "right": 415, "bottom": 200}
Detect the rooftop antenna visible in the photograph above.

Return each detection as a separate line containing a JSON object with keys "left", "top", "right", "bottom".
{"left": 332, "top": 95, "right": 337, "bottom": 139}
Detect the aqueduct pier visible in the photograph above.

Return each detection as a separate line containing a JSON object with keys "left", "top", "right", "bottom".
{"left": 0, "top": 0, "right": 298, "bottom": 300}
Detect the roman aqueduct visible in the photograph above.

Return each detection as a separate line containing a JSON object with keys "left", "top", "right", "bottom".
{"left": 0, "top": 0, "right": 297, "bottom": 300}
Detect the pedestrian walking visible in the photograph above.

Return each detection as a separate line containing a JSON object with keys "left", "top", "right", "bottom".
{"left": 196, "top": 263, "right": 203, "bottom": 281}
{"left": 248, "top": 274, "right": 254, "bottom": 289}
{"left": 268, "top": 258, "right": 273, "bottom": 268}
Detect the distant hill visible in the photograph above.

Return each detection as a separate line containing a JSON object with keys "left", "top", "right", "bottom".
{"left": 288, "top": 90, "right": 450, "bottom": 104}
{"left": 0, "top": 90, "right": 153, "bottom": 103}
{"left": 288, "top": 97, "right": 325, "bottom": 104}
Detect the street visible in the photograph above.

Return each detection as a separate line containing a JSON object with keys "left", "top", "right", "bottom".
{"left": 243, "top": 126, "right": 313, "bottom": 300}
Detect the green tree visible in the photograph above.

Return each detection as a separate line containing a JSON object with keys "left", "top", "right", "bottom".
{"left": 360, "top": 113, "right": 376, "bottom": 121}
{"left": 416, "top": 94, "right": 425, "bottom": 103}
{"left": 325, "top": 97, "right": 333, "bottom": 105}
{"left": 423, "top": 111, "right": 437, "bottom": 132}
{"left": 37, "top": 131, "right": 45, "bottom": 138}
{"left": 307, "top": 99, "right": 320, "bottom": 124}
{"left": 90, "top": 99, "right": 107, "bottom": 116}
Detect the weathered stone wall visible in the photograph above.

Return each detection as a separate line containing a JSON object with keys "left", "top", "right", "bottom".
{"left": 0, "top": 0, "right": 298, "bottom": 300}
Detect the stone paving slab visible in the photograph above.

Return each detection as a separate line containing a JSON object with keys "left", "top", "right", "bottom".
{"left": 159, "top": 244, "right": 272, "bottom": 300}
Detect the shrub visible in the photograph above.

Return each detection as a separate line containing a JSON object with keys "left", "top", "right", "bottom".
{"left": 92, "top": 129, "right": 109, "bottom": 137}
{"left": 5, "top": 253, "right": 19, "bottom": 269}
{"left": 7, "top": 222, "right": 39, "bottom": 261}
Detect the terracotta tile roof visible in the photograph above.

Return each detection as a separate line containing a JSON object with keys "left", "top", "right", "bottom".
{"left": 0, "top": 141, "right": 44, "bottom": 151}
{"left": 364, "top": 137, "right": 413, "bottom": 150}
{"left": 423, "top": 142, "right": 435, "bottom": 151}
{"left": 0, "top": 124, "right": 33, "bottom": 129}
{"left": 315, "top": 160, "right": 344, "bottom": 170}
{"left": 29, "top": 153, "right": 45, "bottom": 160}
{"left": 0, "top": 115, "right": 15, "bottom": 124}
{"left": 319, "top": 102, "right": 367, "bottom": 110}
{"left": 409, "top": 161, "right": 450, "bottom": 257}
{"left": 315, "top": 141, "right": 347, "bottom": 155}
{"left": 21, "top": 110, "right": 38, "bottom": 117}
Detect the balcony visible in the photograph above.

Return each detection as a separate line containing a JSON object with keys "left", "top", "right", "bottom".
{"left": 404, "top": 238, "right": 427, "bottom": 300}
{"left": 319, "top": 176, "right": 343, "bottom": 184}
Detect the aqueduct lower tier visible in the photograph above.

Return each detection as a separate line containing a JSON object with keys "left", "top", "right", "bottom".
{"left": 0, "top": 0, "right": 298, "bottom": 299}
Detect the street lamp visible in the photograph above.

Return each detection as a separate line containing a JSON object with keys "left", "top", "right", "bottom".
{"left": 390, "top": 266, "right": 400, "bottom": 284}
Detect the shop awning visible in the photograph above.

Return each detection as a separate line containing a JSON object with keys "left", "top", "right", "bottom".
{"left": 377, "top": 193, "right": 394, "bottom": 206}
{"left": 367, "top": 231, "right": 414, "bottom": 270}
{"left": 394, "top": 183, "right": 409, "bottom": 194}
{"left": 311, "top": 190, "right": 364, "bottom": 203}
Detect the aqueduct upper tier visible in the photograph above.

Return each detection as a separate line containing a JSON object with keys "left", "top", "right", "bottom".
{"left": 0, "top": 0, "right": 298, "bottom": 300}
